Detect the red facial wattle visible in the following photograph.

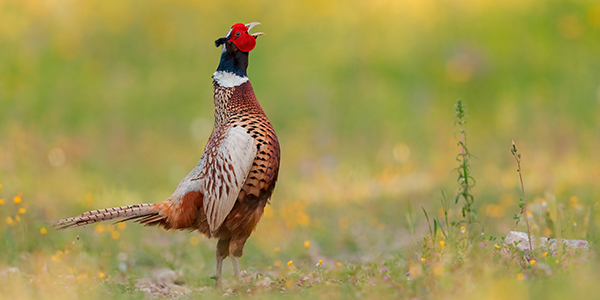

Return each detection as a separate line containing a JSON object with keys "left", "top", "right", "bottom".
{"left": 228, "top": 23, "right": 256, "bottom": 53}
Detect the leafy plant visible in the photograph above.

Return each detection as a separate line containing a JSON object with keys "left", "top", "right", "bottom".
{"left": 510, "top": 140, "right": 533, "bottom": 251}
{"left": 454, "top": 99, "right": 476, "bottom": 227}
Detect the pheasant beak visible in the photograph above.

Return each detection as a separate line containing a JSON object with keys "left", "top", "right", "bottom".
{"left": 245, "top": 22, "right": 265, "bottom": 38}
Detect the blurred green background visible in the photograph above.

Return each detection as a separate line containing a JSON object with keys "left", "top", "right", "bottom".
{"left": 1, "top": 0, "right": 600, "bottom": 298}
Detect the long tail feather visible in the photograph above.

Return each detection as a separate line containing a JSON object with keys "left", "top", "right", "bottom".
{"left": 52, "top": 203, "right": 165, "bottom": 230}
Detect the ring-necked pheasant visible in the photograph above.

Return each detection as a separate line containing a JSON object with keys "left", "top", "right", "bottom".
{"left": 52, "top": 22, "right": 280, "bottom": 287}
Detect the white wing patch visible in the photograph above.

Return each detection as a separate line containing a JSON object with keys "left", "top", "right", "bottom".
{"left": 213, "top": 71, "right": 249, "bottom": 88}
{"left": 201, "top": 126, "right": 256, "bottom": 233}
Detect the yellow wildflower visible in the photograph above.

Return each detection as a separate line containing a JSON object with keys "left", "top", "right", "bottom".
{"left": 51, "top": 251, "right": 63, "bottom": 262}
{"left": 304, "top": 241, "right": 310, "bottom": 248}
{"left": 336, "top": 262, "right": 343, "bottom": 267}
{"left": 111, "top": 231, "right": 120, "bottom": 239}
{"left": 298, "top": 213, "right": 310, "bottom": 226}
{"left": 274, "top": 261, "right": 281, "bottom": 267}
{"left": 190, "top": 236, "right": 199, "bottom": 245}
{"left": 494, "top": 244, "right": 500, "bottom": 248}
{"left": 0, "top": 183, "right": 2, "bottom": 190}
{"left": 99, "top": 272, "right": 106, "bottom": 278}
{"left": 13, "top": 196, "right": 21, "bottom": 204}
{"left": 570, "top": 196, "right": 578, "bottom": 205}
{"left": 18, "top": 208, "right": 26, "bottom": 214}
{"left": 439, "top": 241, "right": 445, "bottom": 248}
{"left": 95, "top": 224, "right": 105, "bottom": 233}
{"left": 420, "top": 258, "right": 426, "bottom": 262}
{"left": 319, "top": 259, "right": 323, "bottom": 265}
{"left": 370, "top": 219, "right": 377, "bottom": 227}
{"left": 339, "top": 218, "right": 349, "bottom": 229}
{"left": 6, "top": 217, "right": 14, "bottom": 225}
{"left": 117, "top": 222, "right": 126, "bottom": 230}
{"left": 76, "top": 274, "right": 88, "bottom": 281}
{"left": 543, "top": 252, "right": 547, "bottom": 257}
{"left": 433, "top": 264, "right": 444, "bottom": 276}
{"left": 526, "top": 210, "right": 532, "bottom": 216}
{"left": 530, "top": 260, "right": 536, "bottom": 265}
{"left": 15, "top": 216, "right": 20, "bottom": 222}
{"left": 85, "top": 193, "right": 94, "bottom": 205}
{"left": 40, "top": 228, "right": 47, "bottom": 235}
{"left": 274, "top": 247, "right": 280, "bottom": 253}
{"left": 287, "top": 260, "right": 293, "bottom": 266}
{"left": 0, "top": 199, "right": 4, "bottom": 205}
{"left": 460, "top": 226, "right": 466, "bottom": 233}
{"left": 517, "top": 273, "right": 524, "bottom": 280}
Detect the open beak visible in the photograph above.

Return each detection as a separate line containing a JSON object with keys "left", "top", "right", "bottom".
{"left": 245, "top": 22, "right": 264, "bottom": 38}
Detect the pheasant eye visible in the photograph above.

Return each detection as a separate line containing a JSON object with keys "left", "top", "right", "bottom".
{"left": 235, "top": 31, "right": 241, "bottom": 37}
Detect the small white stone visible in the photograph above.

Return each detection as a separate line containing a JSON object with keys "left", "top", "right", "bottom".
{"left": 504, "top": 231, "right": 589, "bottom": 251}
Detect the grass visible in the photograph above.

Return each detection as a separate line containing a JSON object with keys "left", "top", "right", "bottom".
{"left": 2, "top": 0, "right": 600, "bottom": 299}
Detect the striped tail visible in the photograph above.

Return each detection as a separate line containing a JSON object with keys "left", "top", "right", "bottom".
{"left": 52, "top": 203, "right": 167, "bottom": 230}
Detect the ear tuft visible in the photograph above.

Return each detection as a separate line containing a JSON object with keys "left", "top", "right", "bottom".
{"left": 215, "top": 37, "right": 228, "bottom": 47}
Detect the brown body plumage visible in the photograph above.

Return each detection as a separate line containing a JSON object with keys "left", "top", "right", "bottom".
{"left": 52, "top": 22, "right": 279, "bottom": 287}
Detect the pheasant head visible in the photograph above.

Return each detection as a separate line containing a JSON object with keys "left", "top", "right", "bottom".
{"left": 214, "top": 22, "right": 264, "bottom": 85}
{"left": 215, "top": 22, "right": 264, "bottom": 53}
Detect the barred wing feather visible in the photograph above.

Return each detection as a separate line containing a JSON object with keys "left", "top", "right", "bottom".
{"left": 199, "top": 125, "right": 256, "bottom": 234}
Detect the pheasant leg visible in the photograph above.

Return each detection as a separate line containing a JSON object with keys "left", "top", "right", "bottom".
{"left": 211, "top": 251, "right": 224, "bottom": 288}
{"left": 231, "top": 256, "right": 241, "bottom": 280}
